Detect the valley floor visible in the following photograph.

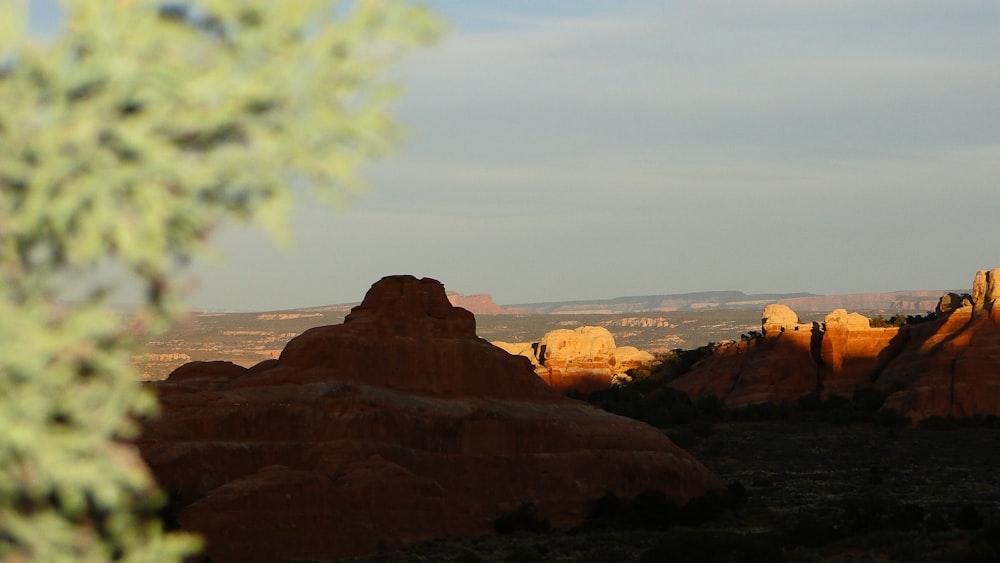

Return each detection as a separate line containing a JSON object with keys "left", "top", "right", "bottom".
{"left": 332, "top": 421, "right": 1000, "bottom": 563}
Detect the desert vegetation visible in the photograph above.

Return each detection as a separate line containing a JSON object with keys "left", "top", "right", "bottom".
{"left": 869, "top": 312, "right": 938, "bottom": 328}
{"left": 0, "top": 1, "right": 439, "bottom": 560}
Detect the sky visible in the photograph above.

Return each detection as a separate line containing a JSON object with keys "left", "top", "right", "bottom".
{"left": 31, "top": 1, "right": 1000, "bottom": 310}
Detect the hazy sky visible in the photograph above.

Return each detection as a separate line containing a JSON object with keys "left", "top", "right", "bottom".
{"left": 32, "top": 1, "right": 1000, "bottom": 310}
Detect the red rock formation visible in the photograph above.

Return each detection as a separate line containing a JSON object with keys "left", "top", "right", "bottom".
{"left": 138, "top": 275, "right": 719, "bottom": 563}
{"left": 669, "top": 322, "right": 818, "bottom": 409}
{"left": 446, "top": 291, "right": 526, "bottom": 315}
{"left": 818, "top": 309, "right": 901, "bottom": 398}
{"left": 876, "top": 269, "right": 1000, "bottom": 422}
{"left": 668, "top": 269, "right": 1000, "bottom": 424}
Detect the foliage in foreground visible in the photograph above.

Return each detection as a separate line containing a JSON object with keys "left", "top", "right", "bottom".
{"left": 0, "top": 1, "right": 439, "bottom": 560}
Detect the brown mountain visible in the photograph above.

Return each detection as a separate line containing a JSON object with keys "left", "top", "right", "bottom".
{"left": 138, "top": 275, "right": 719, "bottom": 563}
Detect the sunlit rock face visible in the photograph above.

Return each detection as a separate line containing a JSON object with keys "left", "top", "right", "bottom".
{"left": 138, "top": 275, "right": 719, "bottom": 563}
{"left": 877, "top": 274, "right": 1000, "bottom": 421}
{"left": 818, "top": 309, "right": 902, "bottom": 398}
{"left": 494, "top": 326, "right": 655, "bottom": 394}
{"left": 668, "top": 269, "right": 1000, "bottom": 424}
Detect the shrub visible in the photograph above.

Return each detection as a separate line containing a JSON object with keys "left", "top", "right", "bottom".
{"left": 639, "top": 530, "right": 786, "bottom": 563}
{"left": 577, "top": 490, "right": 684, "bottom": 533}
{"left": 576, "top": 492, "right": 633, "bottom": 532}
{"left": 839, "top": 493, "right": 925, "bottom": 533}
{"left": 503, "top": 547, "right": 546, "bottom": 563}
{"left": 680, "top": 488, "right": 730, "bottom": 526}
{"left": 732, "top": 402, "right": 793, "bottom": 421}
{"left": 921, "top": 416, "right": 960, "bottom": 431}
{"left": 852, "top": 387, "right": 889, "bottom": 412}
{"left": 453, "top": 552, "right": 485, "bottom": 563}
{"left": 632, "top": 490, "right": 681, "bottom": 530}
{"left": 781, "top": 515, "right": 844, "bottom": 548}
{"left": 727, "top": 481, "right": 749, "bottom": 510}
{"left": 875, "top": 408, "right": 910, "bottom": 428}
{"left": 494, "top": 503, "right": 550, "bottom": 535}
{"left": 796, "top": 393, "right": 824, "bottom": 412}
{"left": 695, "top": 395, "right": 728, "bottom": 421}
{"left": 955, "top": 505, "right": 984, "bottom": 531}
{"left": 574, "top": 546, "right": 630, "bottom": 563}
{"left": 925, "top": 510, "right": 951, "bottom": 533}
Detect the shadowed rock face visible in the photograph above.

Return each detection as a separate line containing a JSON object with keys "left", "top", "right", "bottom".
{"left": 669, "top": 269, "right": 1000, "bottom": 424}
{"left": 138, "top": 275, "right": 719, "bottom": 563}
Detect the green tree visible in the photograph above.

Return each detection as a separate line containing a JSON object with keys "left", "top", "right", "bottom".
{"left": 0, "top": 1, "right": 440, "bottom": 560}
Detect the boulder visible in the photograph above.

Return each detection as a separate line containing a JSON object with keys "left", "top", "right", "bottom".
{"left": 538, "top": 327, "right": 616, "bottom": 364}
{"left": 493, "top": 326, "right": 657, "bottom": 394}
{"left": 139, "top": 275, "right": 719, "bottom": 563}
{"left": 761, "top": 303, "right": 800, "bottom": 335}
{"left": 614, "top": 346, "right": 656, "bottom": 373}
{"left": 536, "top": 327, "right": 616, "bottom": 392}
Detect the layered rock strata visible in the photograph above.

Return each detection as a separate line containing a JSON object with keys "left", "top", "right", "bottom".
{"left": 138, "top": 275, "right": 719, "bottom": 563}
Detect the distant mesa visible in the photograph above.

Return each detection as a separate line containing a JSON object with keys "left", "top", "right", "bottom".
{"left": 446, "top": 291, "right": 528, "bottom": 315}
{"left": 494, "top": 326, "right": 655, "bottom": 394}
{"left": 669, "top": 268, "right": 1000, "bottom": 424}
{"left": 139, "top": 275, "right": 719, "bottom": 563}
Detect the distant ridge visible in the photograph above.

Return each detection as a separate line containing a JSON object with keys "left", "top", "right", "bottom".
{"left": 201, "top": 288, "right": 963, "bottom": 316}
{"left": 504, "top": 289, "right": 960, "bottom": 315}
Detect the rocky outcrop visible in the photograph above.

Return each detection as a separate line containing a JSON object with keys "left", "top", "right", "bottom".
{"left": 972, "top": 268, "right": 1000, "bottom": 316}
{"left": 494, "top": 326, "right": 655, "bottom": 394}
{"left": 138, "top": 276, "right": 719, "bottom": 563}
{"left": 668, "top": 269, "right": 1000, "bottom": 424}
{"left": 877, "top": 268, "right": 1000, "bottom": 421}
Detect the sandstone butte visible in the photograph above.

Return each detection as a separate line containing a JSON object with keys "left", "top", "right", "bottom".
{"left": 137, "top": 275, "right": 720, "bottom": 563}
{"left": 446, "top": 291, "right": 527, "bottom": 315}
{"left": 494, "top": 327, "right": 655, "bottom": 394}
{"left": 668, "top": 268, "right": 1000, "bottom": 424}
